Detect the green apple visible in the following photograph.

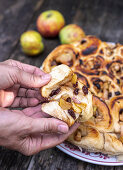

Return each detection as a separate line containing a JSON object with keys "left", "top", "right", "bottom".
{"left": 59, "top": 24, "right": 86, "bottom": 44}
{"left": 20, "top": 30, "right": 44, "bottom": 56}
{"left": 37, "top": 10, "right": 65, "bottom": 37}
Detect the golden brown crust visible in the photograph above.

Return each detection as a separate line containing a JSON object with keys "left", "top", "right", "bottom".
{"left": 41, "top": 101, "right": 75, "bottom": 126}
{"left": 42, "top": 44, "right": 78, "bottom": 73}
{"left": 109, "top": 96, "right": 123, "bottom": 133}
{"left": 42, "top": 35, "right": 123, "bottom": 155}
{"left": 41, "top": 64, "right": 73, "bottom": 98}
{"left": 83, "top": 96, "right": 113, "bottom": 132}
{"left": 68, "top": 126, "right": 123, "bottom": 155}
{"left": 41, "top": 64, "right": 93, "bottom": 127}
{"left": 68, "top": 125, "right": 104, "bottom": 151}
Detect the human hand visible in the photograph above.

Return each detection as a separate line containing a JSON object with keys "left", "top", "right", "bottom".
{"left": 0, "top": 59, "right": 51, "bottom": 108}
{"left": 0, "top": 106, "right": 79, "bottom": 155}
{"left": 0, "top": 59, "right": 79, "bottom": 155}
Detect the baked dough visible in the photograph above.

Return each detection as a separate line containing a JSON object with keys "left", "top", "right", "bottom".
{"left": 41, "top": 64, "right": 93, "bottom": 126}
{"left": 42, "top": 35, "right": 123, "bottom": 155}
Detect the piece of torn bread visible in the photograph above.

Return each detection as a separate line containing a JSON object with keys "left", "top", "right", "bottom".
{"left": 41, "top": 64, "right": 93, "bottom": 126}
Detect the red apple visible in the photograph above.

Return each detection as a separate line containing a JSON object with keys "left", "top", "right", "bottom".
{"left": 37, "top": 10, "right": 65, "bottom": 37}
{"left": 59, "top": 24, "right": 86, "bottom": 44}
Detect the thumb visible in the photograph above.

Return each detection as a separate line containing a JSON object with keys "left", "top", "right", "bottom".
{"left": 24, "top": 117, "right": 69, "bottom": 134}
{"left": 13, "top": 67, "right": 51, "bottom": 88}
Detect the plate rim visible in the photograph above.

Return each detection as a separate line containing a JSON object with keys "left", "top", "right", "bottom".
{"left": 56, "top": 144, "right": 123, "bottom": 166}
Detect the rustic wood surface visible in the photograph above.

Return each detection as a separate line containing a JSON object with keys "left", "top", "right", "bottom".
{"left": 0, "top": 0, "right": 123, "bottom": 169}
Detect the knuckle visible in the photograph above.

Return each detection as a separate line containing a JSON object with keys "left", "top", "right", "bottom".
{"left": 19, "top": 118, "right": 32, "bottom": 135}
{"left": 7, "top": 59, "right": 13, "bottom": 63}
{"left": 30, "top": 74, "right": 36, "bottom": 83}
{"left": 25, "top": 120, "right": 33, "bottom": 133}
{"left": 16, "top": 67, "right": 21, "bottom": 75}
{"left": 6, "top": 59, "right": 21, "bottom": 67}
{"left": 32, "top": 67, "right": 37, "bottom": 74}
{"left": 43, "top": 121, "right": 49, "bottom": 132}
{"left": 11, "top": 67, "right": 21, "bottom": 83}
{"left": 15, "top": 68, "right": 22, "bottom": 82}
{"left": 0, "top": 59, "right": 14, "bottom": 66}
{"left": 5, "top": 59, "right": 13, "bottom": 64}
{"left": 43, "top": 119, "right": 57, "bottom": 132}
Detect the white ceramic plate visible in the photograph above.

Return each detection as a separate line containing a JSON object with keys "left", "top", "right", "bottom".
{"left": 40, "top": 42, "right": 123, "bottom": 166}
{"left": 56, "top": 142, "right": 123, "bottom": 166}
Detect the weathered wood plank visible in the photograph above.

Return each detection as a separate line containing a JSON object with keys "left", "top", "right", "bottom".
{"left": 115, "top": 166, "right": 123, "bottom": 170}
{"left": 0, "top": 1, "right": 16, "bottom": 18}
{"left": 28, "top": 147, "right": 122, "bottom": 170}
{"left": 99, "top": 0, "right": 123, "bottom": 43}
{"left": 0, "top": 0, "right": 44, "bottom": 62}
{"left": 0, "top": 147, "right": 31, "bottom": 170}
{"left": 73, "top": 0, "right": 123, "bottom": 43}
{"left": 78, "top": 161, "right": 115, "bottom": 170}
{"left": 27, "top": 148, "right": 79, "bottom": 170}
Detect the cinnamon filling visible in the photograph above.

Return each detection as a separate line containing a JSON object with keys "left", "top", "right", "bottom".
{"left": 74, "top": 128, "right": 87, "bottom": 141}
{"left": 108, "top": 61, "right": 123, "bottom": 77}
{"left": 59, "top": 93, "right": 86, "bottom": 114}
{"left": 104, "top": 47, "right": 114, "bottom": 56}
{"left": 59, "top": 94, "right": 72, "bottom": 110}
{"left": 82, "top": 45, "right": 97, "bottom": 56}
{"left": 93, "top": 106, "right": 103, "bottom": 122}
{"left": 92, "top": 78, "right": 112, "bottom": 99}
{"left": 74, "top": 72, "right": 90, "bottom": 88}
{"left": 80, "top": 55, "right": 104, "bottom": 71}
{"left": 112, "top": 64, "right": 122, "bottom": 76}
{"left": 74, "top": 129, "right": 82, "bottom": 141}
{"left": 55, "top": 48, "right": 75, "bottom": 65}
{"left": 92, "top": 79, "right": 103, "bottom": 92}
{"left": 119, "top": 136, "right": 123, "bottom": 143}
{"left": 85, "top": 58, "right": 101, "bottom": 70}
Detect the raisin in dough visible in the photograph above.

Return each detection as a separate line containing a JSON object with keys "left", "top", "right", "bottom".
{"left": 41, "top": 64, "right": 93, "bottom": 126}
{"left": 42, "top": 35, "right": 123, "bottom": 156}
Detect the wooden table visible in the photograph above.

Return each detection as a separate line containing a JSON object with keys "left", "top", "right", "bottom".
{"left": 0, "top": 0, "right": 123, "bottom": 169}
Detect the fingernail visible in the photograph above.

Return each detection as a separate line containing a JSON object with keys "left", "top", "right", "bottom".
{"left": 58, "top": 125, "right": 69, "bottom": 133}
{"left": 41, "top": 74, "right": 51, "bottom": 80}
